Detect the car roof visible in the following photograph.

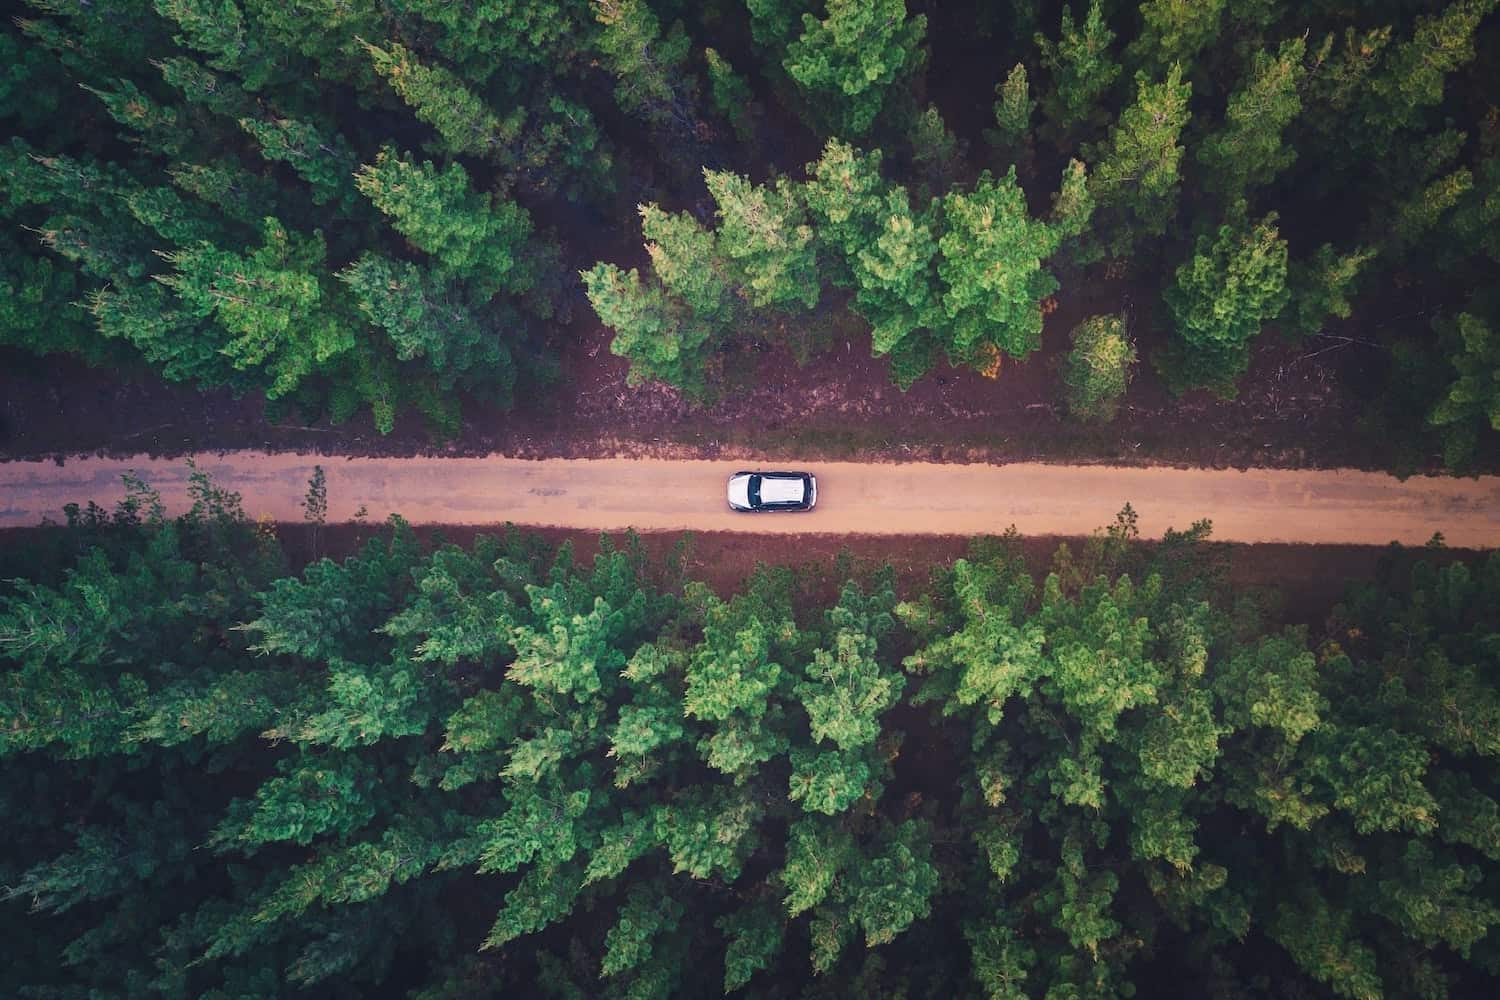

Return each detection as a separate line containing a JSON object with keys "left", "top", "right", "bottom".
{"left": 758, "top": 475, "right": 807, "bottom": 504}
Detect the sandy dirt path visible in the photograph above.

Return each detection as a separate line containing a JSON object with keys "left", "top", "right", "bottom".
{"left": 2, "top": 453, "right": 1498, "bottom": 547}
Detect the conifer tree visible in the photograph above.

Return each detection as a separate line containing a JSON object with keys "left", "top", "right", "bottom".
{"left": 802, "top": 138, "right": 888, "bottom": 285}
{"left": 853, "top": 188, "right": 943, "bottom": 387}
{"left": 362, "top": 39, "right": 515, "bottom": 157}
{"left": 991, "top": 63, "right": 1035, "bottom": 150}
{"left": 937, "top": 166, "right": 1061, "bottom": 365}
{"left": 1088, "top": 65, "right": 1192, "bottom": 259}
{"left": 355, "top": 149, "right": 538, "bottom": 301}
{"left": 1197, "top": 36, "right": 1307, "bottom": 199}
{"left": 1282, "top": 243, "right": 1377, "bottom": 338}
{"left": 1035, "top": 0, "right": 1120, "bottom": 138}
{"left": 1062, "top": 313, "right": 1136, "bottom": 422}
{"left": 339, "top": 253, "right": 511, "bottom": 394}
{"left": 156, "top": 218, "right": 356, "bottom": 398}
{"left": 591, "top": 0, "right": 699, "bottom": 127}
{"left": 1361, "top": 0, "right": 1498, "bottom": 138}
{"left": 704, "top": 168, "right": 820, "bottom": 311}
{"left": 1125, "top": 0, "right": 1227, "bottom": 78}
{"left": 783, "top": 0, "right": 927, "bottom": 137}
{"left": 582, "top": 263, "right": 718, "bottom": 395}
{"left": 1160, "top": 213, "right": 1289, "bottom": 395}
{"left": 704, "top": 47, "right": 756, "bottom": 142}
{"left": 237, "top": 113, "right": 359, "bottom": 208}
{"left": 1427, "top": 310, "right": 1500, "bottom": 469}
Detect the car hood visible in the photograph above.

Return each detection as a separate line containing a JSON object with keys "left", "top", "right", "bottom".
{"left": 727, "top": 475, "right": 752, "bottom": 509}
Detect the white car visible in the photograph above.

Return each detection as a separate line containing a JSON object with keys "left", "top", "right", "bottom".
{"left": 727, "top": 471, "right": 817, "bottom": 512}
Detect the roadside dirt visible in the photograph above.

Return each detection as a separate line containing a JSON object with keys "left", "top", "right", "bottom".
{"left": 4, "top": 452, "right": 1497, "bottom": 547}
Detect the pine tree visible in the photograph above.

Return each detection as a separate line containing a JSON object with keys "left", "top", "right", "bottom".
{"left": 156, "top": 218, "right": 357, "bottom": 398}
{"left": 1088, "top": 65, "right": 1192, "bottom": 259}
{"left": 802, "top": 138, "right": 888, "bottom": 284}
{"left": 1062, "top": 313, "right": 1136, "bottom": 422}
{"left": 639, "top": 202, "right": 734, "bottom": 322}
{"left": 591, "top": 0, "right": 698, "bottom": 128}
{"left": 339, "top": 253, "right": 511, "bottom": 393}
{"left": 1125, "top": 0, "right": 1227, "bottom": 78}
{"left": 704, "top": 47, "right": 756, "bottom": 142}
{"left": 1050, "top": 157, "right": 1095, "bottom": 242}
{"left": 1282, "top": 243, "right": 1377, "bottom": 338}
{"left": 703, "top": 168, "right": 820, "bottom": 311}
{"left": 1034, "top": 0, "right": 1120, "bottom": 138}
{"left": 1362, "top": 0, "right": 1498, "bottom": 138}
{"left": 362, "top": 39, "right": 515, "bottom": 157}
{"left": 237, "top": 113, "right": 360, "bottom": 209}
{"left": 1197, "top": 36, "right": 1307, "bottom": 199}
{"left": 1427, "top": 311, "right": 1500, "bottom": 469}
{"left": 355, "top": 148, "right": 538, "bottom": 301}
{"left": 582, "top": 263, "right": 718, "bottom": 395}
{"left": 854, "top": 188, "right": 942, "bottom": 383}
{"left": 937, "top": 167, "right": 1061, "bottom": 366}
{"left": 783, "top": 0, "right": 927, "bottom": 137}
{"left": 988, "top": 63, "right": 1035, "bottom": 152}
{"left": 1160, "top": 213, "right": 1289, "bottom": 395}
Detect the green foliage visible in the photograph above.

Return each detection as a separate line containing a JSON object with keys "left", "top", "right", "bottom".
{"left": 4, "top": 0, "right": 1494, "bottom": 463}
{"left": 1197, "top": 37, "right": 1307, "bottom": 199}
{"left": 937, "top": 166, "right": 1061, "bottom": 365}
{"left": 704, "top": 47, "right": 756, "bottom": 142}
{"left": 355, "top": 149, "right": 537, "bottom": 301}
{"left": 704, "top": 168, "right": 820, "bottom": 311}
{"left": 1361, "top": 0, "right": 1497, "bottom": 138}
{"left": 591, "top": 0, "right": 697, "bottom": 127}
{"left": 1035, "top": 0, "right": 1119, "bottom": 136}
{"left": 363, "top": 39, "right": 513, "bottom": 156}
{"left": 988, "top": 63, "right": 1035, "bottom": 151}
{"left": 1088, "top": 65, "right": 1192, "bottom": 259}
{"left": 717, "top": 902, "right": 784, "bottom": 991}
{"left": 639, "top": 203, "right": 733, "bottom": 322}
{"left": 1160, "top": 213, "right": 1289, "bottom": 395}
{"left": 237, "top": 113, "right": 359, "bottom": 208}
{"left": 340, "top": 254, "right": 512, "bottom": 393}
{"left": 803, "top": 137, "right": 889, "bottom": 284}
{"left": 157, "top": 218, "right": 356, "bottom": 399}
{"left": 1062, "top": 312, "right": 1136, "bottom": 422}
{"left": 582, "top": 262, "right": 718, "bottom": 396}
{"left": 783, "top": 0, "right": 927, "bottom": 136}
{"left": 1282, "top": 243, "right": 1377, "bottom": 338}
{"left": 1126, "top": 0, "right": 1226, "bottom": 77}
{"left": 1427, "top": 311, "right": 1500, "bottom": 469}
{"left": 854, "top": 188, "right": 942, "bottom": 382}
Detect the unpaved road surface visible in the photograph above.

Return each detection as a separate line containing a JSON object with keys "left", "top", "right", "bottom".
{"left": 2, "top": 453, "right": 1498, "bottom": 547}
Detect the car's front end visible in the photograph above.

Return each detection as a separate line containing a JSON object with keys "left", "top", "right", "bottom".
{"left": 727, "top": 473, "right": 754, "bottom": 511}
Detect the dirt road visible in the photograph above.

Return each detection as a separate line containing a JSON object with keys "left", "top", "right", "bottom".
{"left": 4, "top": 452, "right": 1498, "bottom": 546}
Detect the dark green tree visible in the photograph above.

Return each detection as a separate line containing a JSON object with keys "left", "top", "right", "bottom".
{"left": 1087, "top": 66, "right": 1192, "bottom": 259}
{"left": 783, "top": 0, "right": 927, "bottom": 137}
{"left": 1160, "top": 213, "right": 1290, "bottom": 395}
{"left": 1035, "top": 0, "right": 1120, "bottom": 139}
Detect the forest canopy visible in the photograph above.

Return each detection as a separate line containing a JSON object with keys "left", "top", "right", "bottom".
{"left": 1, "top": 1, "right": 1498, "bottom": 465}
{"left": 2, "top": 474, "right": 1498, "bottom": 998}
